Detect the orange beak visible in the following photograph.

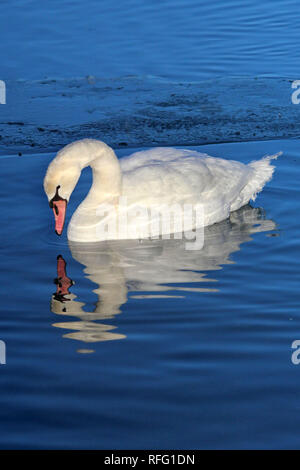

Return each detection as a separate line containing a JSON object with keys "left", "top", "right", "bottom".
{"left": 52, "top": 199, "right": 67, "bottom": 235}
{"left": 49, "top": 186, "right": 67, "bottom": 236}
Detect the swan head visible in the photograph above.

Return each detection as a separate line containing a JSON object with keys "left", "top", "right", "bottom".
{"left": 44, "top": 159, "right": 80, "bottom": 235}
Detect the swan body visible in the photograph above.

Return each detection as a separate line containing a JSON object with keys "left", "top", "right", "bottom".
{"left": 44, "top": 139, "right": 280, "bottom": 242}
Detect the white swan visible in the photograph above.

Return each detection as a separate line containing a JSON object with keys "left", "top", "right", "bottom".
{"left": 44, "top": 139, "right": 281, "bottom": 242}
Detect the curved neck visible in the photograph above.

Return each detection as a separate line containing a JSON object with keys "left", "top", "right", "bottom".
{"left": 78, "top": 140, "right": 122, "bottom": 208}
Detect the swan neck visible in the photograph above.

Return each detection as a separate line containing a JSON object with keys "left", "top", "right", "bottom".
{"left": 82, "top": 144, "right": 122, "bottom": 206}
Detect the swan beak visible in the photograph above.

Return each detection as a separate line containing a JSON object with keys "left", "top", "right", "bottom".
{"left": 52, "top": 199, "right": 67, "bottom": 236}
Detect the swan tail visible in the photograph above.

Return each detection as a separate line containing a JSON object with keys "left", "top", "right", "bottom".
{"left": 245, "top": 151, "right": 282, "bottom": 202}
{"left": 230, "top": 151, "right": 281, "bottom": 212}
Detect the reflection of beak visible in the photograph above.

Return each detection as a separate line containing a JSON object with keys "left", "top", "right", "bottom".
{"left": 52, "top": 199, "right": 67, "bottom": 236}
{"left": 53, "top": 254, "right": 74, "bottom": 301}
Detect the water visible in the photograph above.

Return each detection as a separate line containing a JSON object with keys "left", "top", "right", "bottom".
{"left": 0, "top": 139, "right": 299, "bottom": 449}
{"left": 2, "top": 1, "right": 300, "bottom": 153}
{"left": 1, "top": 0, "right": 300, "bottom": 82}
{"left": 1, "top": 0, "right": 300, "bottom": 450}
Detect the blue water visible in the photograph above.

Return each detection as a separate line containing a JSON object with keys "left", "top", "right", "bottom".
{"left": 1, "top": 0, "right": 300, "bottom": 450}
{"left": 1, "top": 0, "right": 300, "bottom": 81}
{"left": 0, "top": 139, "right": 300, "bottom": 449}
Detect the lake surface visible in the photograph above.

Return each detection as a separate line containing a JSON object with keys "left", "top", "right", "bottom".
{"left": 0, "top": 139, "right": 300, "bottom": 449}
{"left": 2, "top": 1, "right": 300, "bottom": 155}
{"left": 1, "top": 0, "right": 300, "bottom": 82}
{"left": 1, "top": 0, "right": 300, "bottom": 451}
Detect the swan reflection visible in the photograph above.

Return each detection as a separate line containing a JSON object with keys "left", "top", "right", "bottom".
{"left": 51, "top": 255, "right": 126, "bottom": 347}
{"left": 50, "top": 205, "right": 276, "bottom": 349}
